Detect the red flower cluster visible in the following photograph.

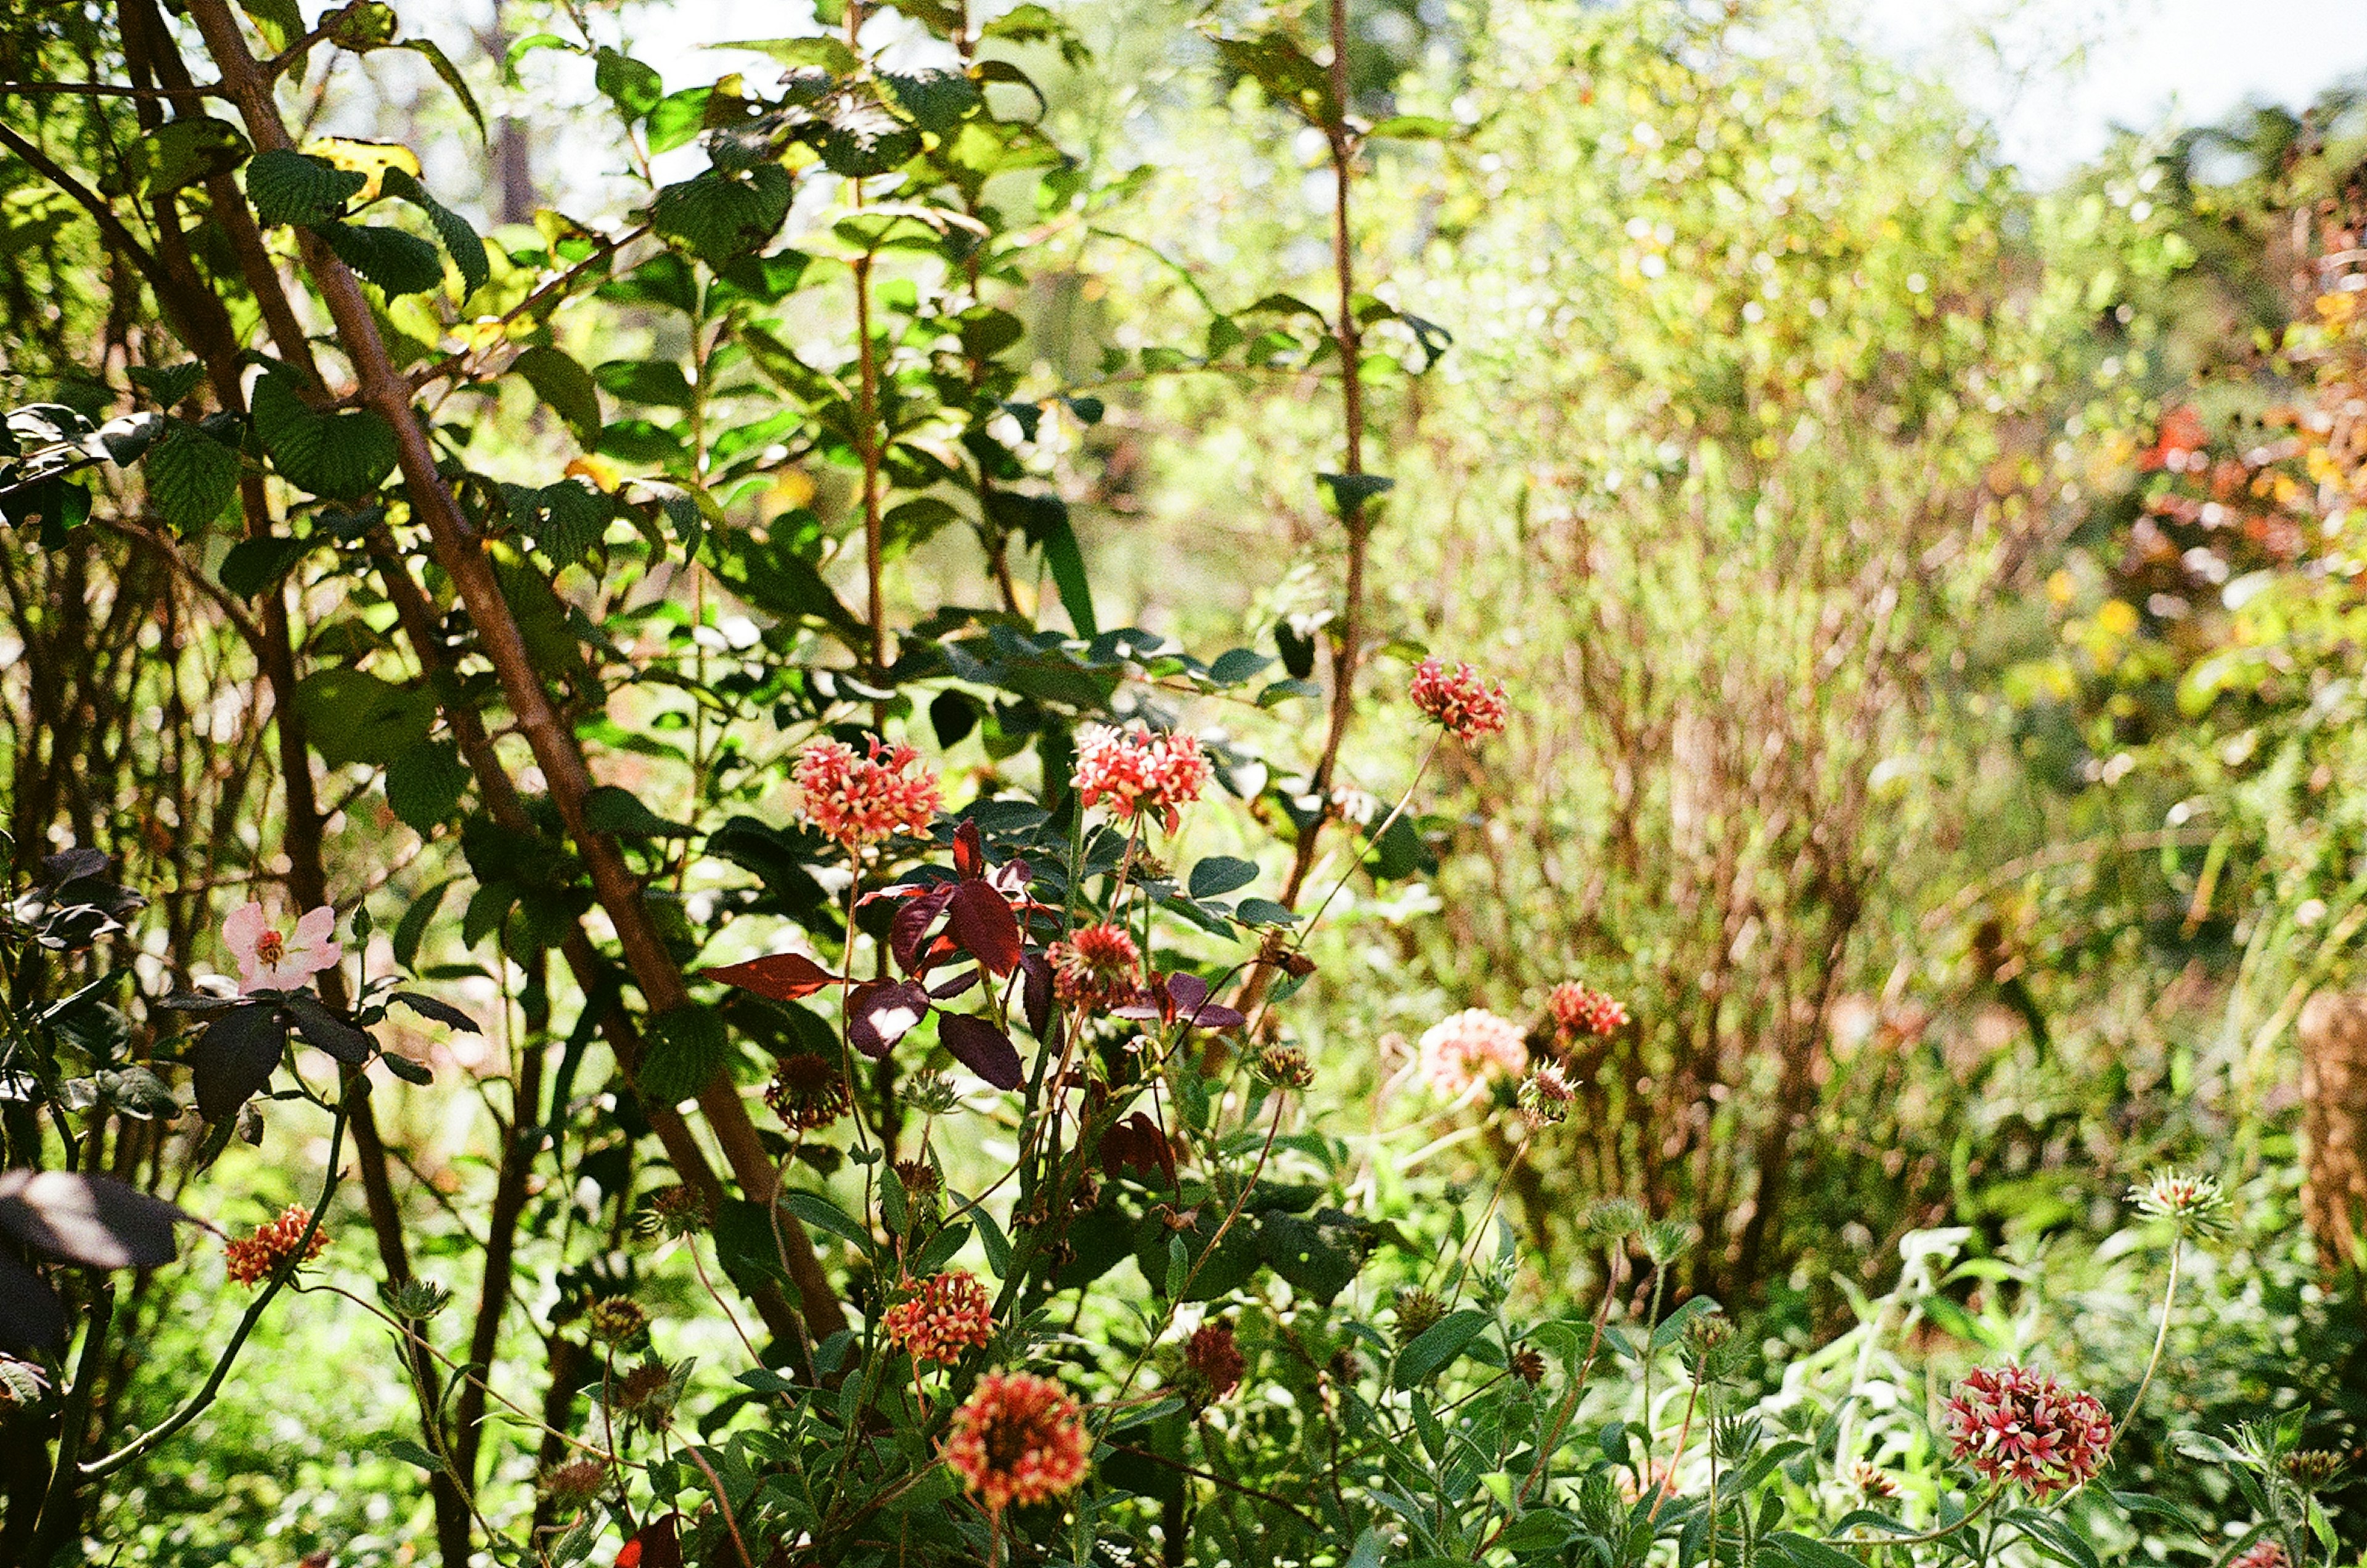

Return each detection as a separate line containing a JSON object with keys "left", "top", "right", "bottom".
{"left": 1941, "top": 1365, "right": 2112, "bottom": 1500}
{"left": 1410, "top": 657, "right": 1508, "bottom": 742}
{"left": 792, "top": 737, "right": 941, "bottom": 847}
{"left": 225, "top": 1204, "right": 329, "bottom": 1286}
{"left": 1549, "top": 981, "right": 1629, "bottom": 1038}
{"left": 1049, "top": 922, "right": 1142, "bottom": 1012}
{"left": 944, "top": 1371, "right": 1091, "bottom": 1512}
{"left": 2231, "top": 1545, "right": 2288, "bottom": 1568}
{"left": 881, "top": 1270, "right": 994, "bottom": 1366}
{"left": 1071, "top": 722, "right": 1212, "bottom": 833}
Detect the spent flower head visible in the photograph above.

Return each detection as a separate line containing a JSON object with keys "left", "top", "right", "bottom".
{"left": 1182, "top": 1320, "right": 1246, "bottom": 1408}
{"left": 224, "top": 1204, "right": 329, "bottom": 1286}
{"left": 539, "top": 1457, "right": 609, "bottom": 1509}
{"left": 1586, "top": 1196, "right": 1649, "bottom": 1240}
{"left": 1394, "top": 1288, "right": 1449, "bottom": 1345}
{"left": 223, "top": 902, "right": 341, "bottom": 993}
{"left": 765, "top": 1053, "right": 852, "bottom": 1132}
{"left": 636, "top": 1183, "right": 710, "bottom": 1241}
{"left": 2130, "top": 1169, "right": 2231, "bottom": 1237}
{"left": 1518, "top": 1063, "right": 1576, "bottom": 1129}
{"left": 1049, "top": 922, "right": 1143, "bottom": 1013}
{"left": 1847, "top": 1459, "right": 1900, "bottom": 1500}
{"left": 1409, "top": 656, "right": 1510, "bottom": 742}
{"left": 1941, "top": 1365, "right": 2113, "bottom": 1500}
{"left": 944, "top": 1371, "right": 1092, "bottom": 1513}
{"left": 1071, "top": 721, "right": 1212, "bottom": 833}
{"left": 792, "top": 736, "right": 941, "bottom": 848}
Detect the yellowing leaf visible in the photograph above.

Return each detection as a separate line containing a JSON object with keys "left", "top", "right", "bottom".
{"left": 302, "top": 137, "right": 421, "bottom": 202}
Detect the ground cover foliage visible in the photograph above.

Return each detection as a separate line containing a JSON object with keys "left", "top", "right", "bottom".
{"left": 0, "top": 0, "right": 2364, "bottom": 1564}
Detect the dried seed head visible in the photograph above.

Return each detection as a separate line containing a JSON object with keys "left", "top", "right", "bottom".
{"left": 539, "top": 1457, "right": 608, "bottom": 1508}
{"left": 1509, "top": 1347, "right": 1548, "bottom": 1386}
{"left": 636, "top": 1183, "right": 710, "bottom": 1241}
{"left": 587, "top": 1296, "right": 650, "bottom": 1346}
{"left": 1257, "top": 1043, "right": 1315, "bottom": 1091}
{"left": 1393, "top": 1289, "right": 1449, "bottom": 1346}
{"left": 765, "top": 1052, "right": 852, "bottom": 1132}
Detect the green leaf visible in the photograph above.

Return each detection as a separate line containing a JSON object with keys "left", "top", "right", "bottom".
{"left": 218, "top": 535, "right": 312, "bottom": 597}
{"left": 136, "top": 116, "right": 251, "bottom": 195}
{"left": 380, "top": 1437, "right": 449, "bottom": 1474}
{"left": 639, "top": 1005, "right": 729, "bottom": 1103}
{"left": 250, "top": 374, "right": 398, "bottom": 501}
{"left": 1211, "top": 32, "right": 1338, "bottom": 126}
{"left": 510, "top": 346, "right": 602, "bottom": 441}
{"left": 325, "top": 2, "right": 397, "bottom": 49}
{"left": 290, "top": 668, "right": 433, "bottom": 767}
{"left": 143, "top": 421, "right": 242, "bottom": 534}
{"left": 650, "top": 165, "right": 792, "bottom": 265}
{"left": 647, "top": 87, "right": 715, "bottom": 155}
{"left": 395, "top": 37, "right": 488, "bottom": 141}
{"left": 1208, "top": 648, "right": 1273, "bottom": 687}
{"left": 1393, "top": 1309, "right": 1489, "bottom": 1387}
{"left": 1235, "top": 897, "right": 1296, "bottom": 927}
{"left": 714, "top": 36, "right": 859, "bottom": 75}
{"left": 319, "top": 220, "right": 446, "bottom": 296}
{"left": 129, "top": 362, "right": 205, "bottom": 409}
{"left": 594, "top": 358, "right": 695, "bottom": 410}
{"left": 385, "top": 741, "right": 470, "bottom": 833}
{"left": 1317, "top": 472, "right": 1394, "bottom": 511}
{"left": 881, "top": 70, "right": 981, "bottom": 133}
{"left": 1188, "top": 857, "right": 1258, "bottom": 899}
{"left": 584, "top": 784, "right": 692, "bottom": 838}
{"left": 244, "top": 149, "right": 365, "bottom": 227}
{"left": 1036, "top": 508, "right": 1097, "bottom": 637}
{"left": 238, "top": 0, "right": 305, "bottom": 54}
{"left": 1367, "top": 115, "right": 1460, "bottom": 141}
{"left": 782, "top": 1189, "right": 873, "bottom": 1252}
{"left": 382, "top": 169, "right": 489, "bottom": 295}
{"left": 535, "top": 480, "right": 610, "bottom": 568}
{"left": 503, "top": 31, "right": 575, "bottom": 84}
{"left": 594, "top": 47, "right": 664, "bottom": 122}
{"left": 392, "top": 878, "right": 457, "bottom": 971}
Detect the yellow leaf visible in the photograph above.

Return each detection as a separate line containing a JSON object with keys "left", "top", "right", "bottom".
{"left": 301, "top": 136, "right": 422, "bottom": 203}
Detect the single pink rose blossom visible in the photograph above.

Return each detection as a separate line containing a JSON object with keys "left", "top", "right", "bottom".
{"left": 223, "top": 902, "right": 342, "bottom": 993}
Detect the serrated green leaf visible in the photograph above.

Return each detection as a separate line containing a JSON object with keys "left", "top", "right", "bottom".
{"left": 640, "top": 1005, "right": 728, "bottom": 1102}
{"left": 881, "top": 70, "right": 981, "bottom": 134}
{"left": 250, "top": 374, "right": 398, "bottom": 500}
{"left": 382, "top": 169, "right": 489, "bottom": 295}
{"left": 136, "top": 116, "right": 252, "bottom": 195}
{"left": 394, "top": 37, "right": 487, "bottom": 140}
{"left": 218, "top": 535, "right": 312, "bottom": 597}
{"left": 320, "top": 220, "right": 446, "bottom": 296}
{"left": 245, "top": 149, "right": 365, "bottom": 227}
{"left": 535, "top": 480, "right": 610, "bottom": 568}
{"left": 290, "top": 667, "right": 433, "bottom": 767}
{"left": 385, "top": 741, "right": 470, "bottom": 833}
{"left": 1393, "top": 1309, "right": 1489, "bottom": 1387}
{"left": 650, "top": 165, "right": 791, "bottom": 264}
{"left": 129, "top": 362, "right": 206, "bottom": 409}
{"left": 510, "top": 345, "right": 601, "bottom": 441}
{"left": 143, "top": 420, "right": 242, "bottom": 533}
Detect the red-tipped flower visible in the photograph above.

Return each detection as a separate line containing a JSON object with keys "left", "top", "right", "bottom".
{"left": 792, "top": 737, "right": 942, "bottom": 848}
{"left": 225, "top": 1204, "right": 329, "bottom": 1286}
{"left": 881, "top": 1270, "right": 994, "bottom": 1365}
{"left": 1410, "top": 657, "right": 1508, "bottom": 742}
{"left": 944, "top": 1371, "right": 1091, "bottom": 1512}
{"left": 1071, "top": 722, "right": 1212, "bottom": 833}
{"left": 1049, "top": 923, "right": 1142, "bottom": 1013}
{"left": 1941, "top": 1365, "right": 2112, "bottom": 1500}
{"left": 1549, "top": 981, "right": 1629, "bottom": 1039}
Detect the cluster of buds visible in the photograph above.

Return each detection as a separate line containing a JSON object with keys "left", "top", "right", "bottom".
{"left": 765, "top": 1053, "right": 852, "bottom": 1132}
{"left": 224, "top": 1204, "right": 329, "bottom": 1286}
{"left": 382, "top": 1278, "right": 454, "bottom": 1323}
{"left": 1846, "top": 1458, "right": 1900, "bottom": 1500}
{"left": 944, "top": 1371, "right": 1092, "bottom": 1512}
{"left": 1071, "top": 721, "right": 1213, "bottom": 833}
{"left": 1941, "top": 1365, "right": 2113, "bottom": 1500}
{"left": 1049, "top": 923, "right": 1143, "bottom": 1013}
{"left": 635, "top": 1183, "right": 710, "bottom": 1241}
{"left": 1256, "top": 1043, "right": 1315, "bottom": 1092}
{"left": 1408, "top": 657, "right": 1509, "bottom": 742}
{"left": 881, "top": 1270, "right": 994, "bottom": 1366}
{"left": 2283, "top": 1449, "right": 2347, "bottom": 1488}
{"left": 539, "top": 1457, "right": 609, "bottom": 1509}
{"left": 1393, "top": 1289, "right": 1448, "bottom": 1346}
{"left": 2129, "top": 1169, "right": 2231, "bottom": 1237}
{"left": 1549, "top": 980, "right": 1629, "bottom": 1039}
{"left": 587, "top": 1296, "right": 650, "bottom": 1347}
{"left": 792, "top": 736, "right": 942, "bottom": 848}
{"left": 608, "top": 1358, "right": 689, "bottom": 1432}
{"left": 906, "top": 1072, "right": 963, "bottom": 1117}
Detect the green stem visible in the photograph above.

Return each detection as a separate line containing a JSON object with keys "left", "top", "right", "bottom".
{"left": 30, "top": 1280, "right": 113, "bottom": 1554}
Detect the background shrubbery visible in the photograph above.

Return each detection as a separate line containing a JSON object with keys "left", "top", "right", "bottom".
{"left": 2, "top": 0, "right": 2366, "bottom": 1564}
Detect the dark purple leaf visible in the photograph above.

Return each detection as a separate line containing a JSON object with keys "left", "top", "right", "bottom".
{"left": 952, "top": 817, "right": 985, "bottom": 880}
{"left": 701, "top": 951, "right": 839, "bottom": 1001}
{"left": 1166, "top": 972, "right": 1208, "bottom": 1011}
{"left": 937, "top": 1012, "right": 1022, "bottom": 1090}
{"left": 928, "top": 967, "right": 980, "bottom": 1001}
{"left": 191, "top": 1000, "right": 288, "bottom": 1122}
{"left": 948, "top": 880, "right": 1021, "bottom": 977}
{"left": 388, "top": 991, "right": 479, "bottom": 1033}
{"left": 847, "top": 980, "right": 930, "bottom": 1060}
{"left": 0, "top": 1249, "right": 63, "bottom": 1354}
{"left": 891, "top": 884, "right": 957, "bottom": 975}
{"left": 39, "top": 847, "right": 107, "bottom": 886}
{"left": 282, "top": 992, "right": 375, "bottom": 1064}
{"left": 0, "top": 1170, "right": 189, "bottom": 1268}
{"left": 1099, "top": 1111, "right": 1179, "bottom": 1188}
{"left": 1188, "top": 1004, "right": 1247, "bottom": 1031}
{"left": 1020, "top": 950, "right": 1053, "bottom": 1039}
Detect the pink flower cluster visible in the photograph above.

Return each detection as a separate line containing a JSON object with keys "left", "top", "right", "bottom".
{"left": 1410, "top": 657, "right": 1508, "bottom": 743}
{"left": 792, "top": 737, "right": 942, "bottom": 847}
{"left": 1941, "top": 1365, "right": 2113, "bottom": 1500}
{"left": 944, "top": 1371, "right": 1091, "bottom": 1512}
{"left": 1050, "top": 922, "right": 1142, "bottom": 1012}
{"left": 1417, "top": 1008, "right": 1528, "bottom": 1095}
{"left": 881, "top": 1270, "right": 994, "bottom": 1365}
{"left": 1071, "top": 721, "right": 1212, "bottom": 833}
{"left": 1550, "top": 981, "right": 1629, "bottom": 1039}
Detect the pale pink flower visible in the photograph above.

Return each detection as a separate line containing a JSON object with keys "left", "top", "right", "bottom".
{"left": 223, "top": 902, "right": 342, "bottom": 993}
{"left": 1071, "top": 722, "right": 1212, "bottom": 833}
{"left": 1417, "top": 1008, "right": 1528, "bottom": 1095}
